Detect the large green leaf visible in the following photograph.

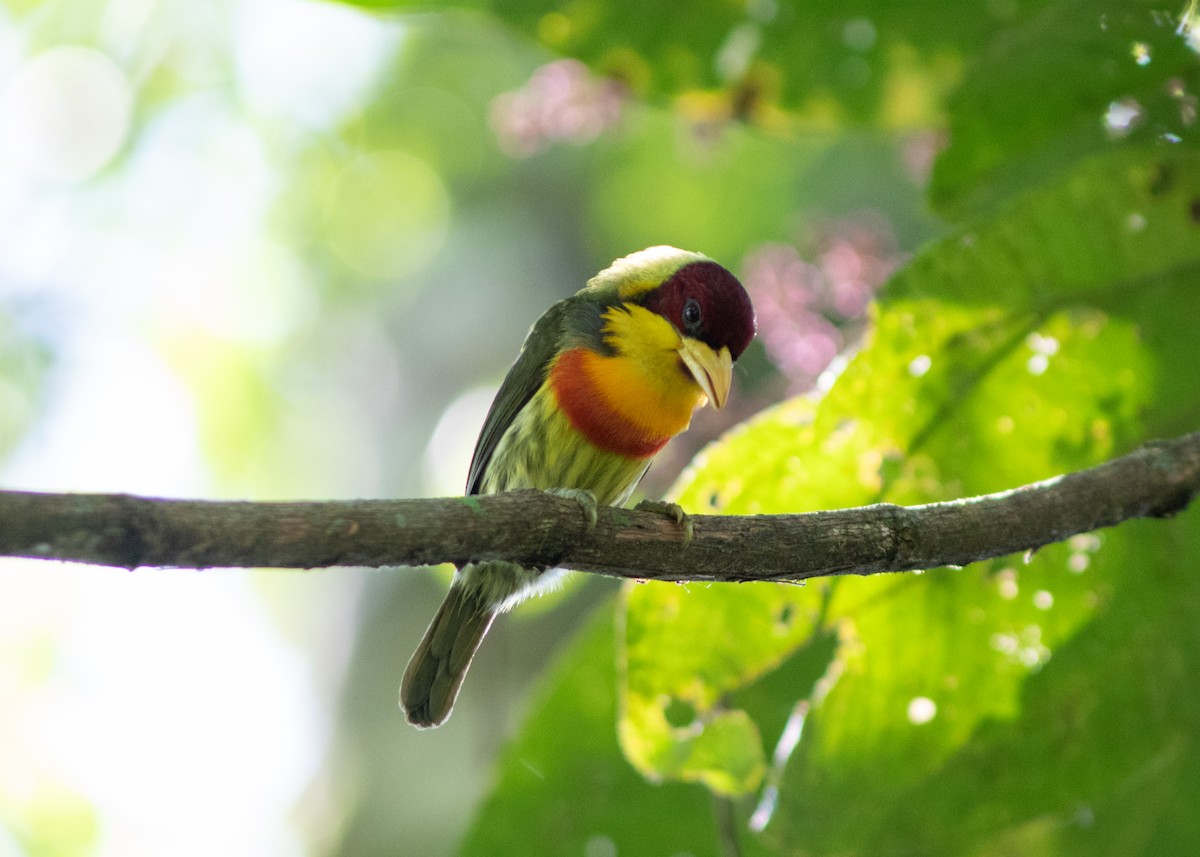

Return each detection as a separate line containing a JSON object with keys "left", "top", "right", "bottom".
{"left": 614, "top": 137, "right": 1197, "bottom": 850}
{"left": 931, "top": 0, "right": 1200, "bottom": 218}
{"left": 892, "top": 145, "right": 1200, "bottom": 436}
{"left": 618, "top": 298, "right": 1152, "bottom": 801}
{"left": 897, "top": 148, "right": 1200, "bottom": 311}
{"left": 458, "top": 602, "right": 748, "bottom": 857}
{"left": 850, "top": 512, "right": 1200, "bottom": 856}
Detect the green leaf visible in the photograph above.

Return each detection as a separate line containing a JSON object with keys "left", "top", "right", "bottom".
{"left": 891, "top": 145, "right": 1200, "bottom": 436}
{"left": 618, "top": 295, "right": 1153, "bottom": 814}
{"left": 931, "top": 0, "right": 1200, "bottom": 217}
{"left": 851, "top": 513, "right": 1200, "bottom": 856}
{"left": 615, "top": 141, "right": 1192, "bottom": 847}
{"left": 896, "top": 148, "right": 1200, "bottom": 310}
{"left": 459, "top": 602, "right": 731, "bottom": 857}
{"left": 618, "top": 581, "right": 822, "bottom": 795}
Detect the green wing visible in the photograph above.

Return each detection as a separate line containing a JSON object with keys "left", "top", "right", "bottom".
{"left": 465, "top": 299, "right": 569, "bottom": 495}
{"left": 465, "top": 282, "right": 616, "bottom": 495}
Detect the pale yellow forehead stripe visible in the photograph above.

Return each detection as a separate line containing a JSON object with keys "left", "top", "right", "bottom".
{"left": 585, "top": 245, "right": 710, "bottom": 301}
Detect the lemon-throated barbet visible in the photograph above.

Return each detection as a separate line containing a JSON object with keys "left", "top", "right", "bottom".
{"left": 401, "top": 246, "right": 756, "bottom": 728}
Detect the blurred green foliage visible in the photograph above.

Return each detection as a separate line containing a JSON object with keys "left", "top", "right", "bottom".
{"left": 0, "top": 316, "right": 49, "bottom": 463}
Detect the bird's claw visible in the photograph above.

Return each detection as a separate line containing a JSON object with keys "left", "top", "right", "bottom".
{"left": 635, "top": 499, "right": 694, "bottom": 548}
{"left": 549, "top": 488, "right": 599, "bottom": 534}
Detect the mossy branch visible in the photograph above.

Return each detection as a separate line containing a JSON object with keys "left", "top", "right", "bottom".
{"left": 1, "top": 433, "right": 1197, "bottom": 580}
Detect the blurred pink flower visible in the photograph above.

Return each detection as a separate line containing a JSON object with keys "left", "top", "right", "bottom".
{"left": 490, "top": 60, "right": 625, "bottom": 157}
{"left": 743, "top": 216, "right": 900, "bottom": 392}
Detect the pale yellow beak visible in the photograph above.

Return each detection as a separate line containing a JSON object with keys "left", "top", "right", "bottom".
{"left": 677, "top": 339, "right": 733, "bottom": 409}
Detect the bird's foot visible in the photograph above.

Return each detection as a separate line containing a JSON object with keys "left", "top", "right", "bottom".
{"left": 548, "top": 488, "right": 599, "bottom": 534}
{"left": 635, "top": 499, "right": 694, "bottom": 548}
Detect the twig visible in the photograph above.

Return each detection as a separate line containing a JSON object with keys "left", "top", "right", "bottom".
{"left": 713, "top": 793, "right": 745, "bottom": 857}
{"left": 0, "top": 433, "right": 1197, "bottom": 579}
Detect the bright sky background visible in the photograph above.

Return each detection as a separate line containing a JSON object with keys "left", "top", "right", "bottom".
{"left": 0, "top": 2, "right": 404, "bottom": 854}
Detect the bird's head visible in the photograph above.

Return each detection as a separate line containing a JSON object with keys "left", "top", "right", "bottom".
{"left": 591, "top": 246, "right": 756, "bottom": 409}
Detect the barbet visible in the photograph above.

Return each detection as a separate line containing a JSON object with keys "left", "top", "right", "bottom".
{"left": 402, "top": 246, "right": 756, "bottom": 728}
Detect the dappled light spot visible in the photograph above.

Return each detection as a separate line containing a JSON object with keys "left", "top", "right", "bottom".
{"left": 1033, "top": 589, "right": 1054, "bottom": 610}
{"left": 842, "top": 18, "right": 877, "bottom": 52}
{"left": 584, "top": 835, "right": 618, "bottom": 857}
{"left": 1068, "top": 533, "right": 1102, "bottom": 573}
{"left": 1104, "top": 98, "right": 1143, "bottom": 138}
{"left": 1023, "top": 626, "right": 1050, "bottom": 667}
{"left": 996, "top": 567, "right": 1019, "bottom": 600}
{"left": 1166, "top": 77, "right": 1197, "bottom": 129}
{"left": 0, "top": 46, "right": 131, "bottom": 182}
{"left": 1180, "top": 4, "right": 1200, "bottom": 53}
{"left": 1131, "top": 41, "right": 1152, "bottom": 66}
{"left": 991, "top": 631, "right": 1019, "bottom": 656}
{"left": 1019, "top": 643, "right": 1049, "bottom": 668}
{"left": 232, "top": 0, "right": 397, "bottom": 128}
{"left": 906, "top": 696, "right": 936, "bottom": 725}
{"left": 907, "top": 353, "right": 931, "bottom": 377}
{"left": 991, "top": 626, "right": 1051, "bottom": 669}
{"left": 1025, "top": 330, "right": 1060, "bottom": 373}
{"left": 1027, "top": 332, "right": 1059, "bottom": 356}
{"left": 423, "top": 386, "right": 497, "bottom": 496}
{"left": 716, "top": 23, "right": 762, "bottom": 82}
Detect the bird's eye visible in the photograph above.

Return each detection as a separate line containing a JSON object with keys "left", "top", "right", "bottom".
{"left": 682, "top": 297, "right": 702, "bottom": 332}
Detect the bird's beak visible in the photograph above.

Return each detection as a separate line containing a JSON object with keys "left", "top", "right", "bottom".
{"left": 677, "top": 339, "right": 733, "bottom": 409}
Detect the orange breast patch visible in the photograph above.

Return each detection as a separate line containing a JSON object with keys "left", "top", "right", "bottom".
{"left": 549, "top": 347, "right": 691, "bottom": 459}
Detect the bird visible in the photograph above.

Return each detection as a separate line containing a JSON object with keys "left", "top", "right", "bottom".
{"left": 401, "top": 246, "right": 756, "bottom": 728}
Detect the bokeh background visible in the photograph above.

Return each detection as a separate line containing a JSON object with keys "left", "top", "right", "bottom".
{"left": 4, "top": 0, "right": 1197, "bottom": 855}
{"left": 0, "top": 1, "right": 922, "bottom": 854}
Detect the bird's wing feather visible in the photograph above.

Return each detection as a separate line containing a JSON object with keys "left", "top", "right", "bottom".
{"left": 465, "top": 298, "right": 571, "bottom": 495}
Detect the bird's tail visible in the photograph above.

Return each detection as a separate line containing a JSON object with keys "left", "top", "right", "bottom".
{"left": 401, "top": 583, "right": 496, "bottom": 729}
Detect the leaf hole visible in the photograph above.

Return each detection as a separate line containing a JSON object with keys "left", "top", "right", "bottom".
{"left": 776, "top": 603, "right": 794, "bottom": 629}
{"left": 1148, "top": 162, "right": 1174, "bottom": 196}
{"left": 663, "top": 696, "right": 697, "bottom": 729}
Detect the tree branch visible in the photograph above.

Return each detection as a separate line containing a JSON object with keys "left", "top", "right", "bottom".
{"left": 1, "top": 433, "right": 1198, "bottom": 580}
